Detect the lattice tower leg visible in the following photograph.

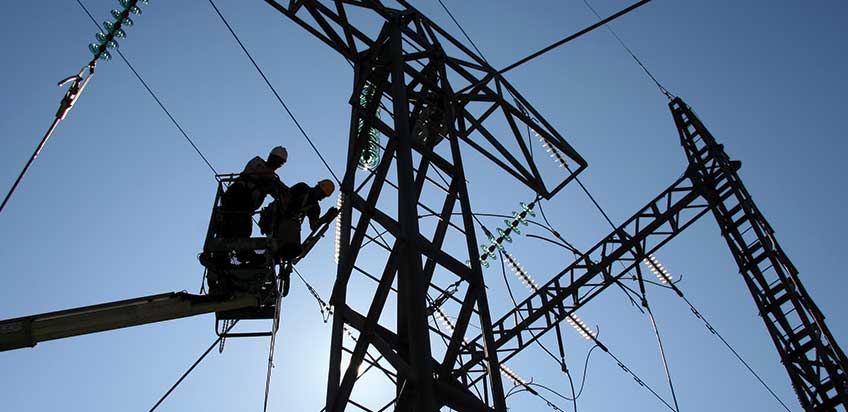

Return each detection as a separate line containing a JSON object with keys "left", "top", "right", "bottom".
{"left": 672, "top": 97, "right": 848, "bottom": 412}
{"left": 325, "top": 17, "right": 507, "bottom": 412}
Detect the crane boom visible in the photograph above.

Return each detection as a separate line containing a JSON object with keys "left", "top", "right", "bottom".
{"left": 0, "top": 292, "right": 258, "bottom": 352}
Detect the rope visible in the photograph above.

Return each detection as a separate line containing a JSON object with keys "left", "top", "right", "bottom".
{"left": 207, "top": 0, "right": 340, "bottom": 184}
{"left": 580, "top": 0, "right": 673, "bottom": 99}
{"left": 149, "top": 320, "right": 239, "bottom": 411}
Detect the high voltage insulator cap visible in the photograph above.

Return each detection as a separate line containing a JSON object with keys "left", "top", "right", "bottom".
{"left": 111, "top": 9, "right": 134, "bottom": 26}
{"left": 532, "top": 128, "right": 569, "bottom": 169}
{"left": 357, "top": 83, "right": 381, "bottom": 170}
{"left": 477, "top": 199, "right": 538, "bottom": 268}
{"left": 89, "top": 0, "right": 150, "bottom": 62}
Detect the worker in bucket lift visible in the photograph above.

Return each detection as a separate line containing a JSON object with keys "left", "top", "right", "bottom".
{"left": 259, "top": 179, "right": 337, "bottom": 262}
{"left": 218, "top": 146, "right": 289, "bottom": 262}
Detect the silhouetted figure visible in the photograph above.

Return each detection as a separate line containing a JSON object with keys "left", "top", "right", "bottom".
{"left": 259, "top": 179, "right": 336, "bottom": 261}
{"left": 219, "top": 146, "right": 288, "bottom": 240}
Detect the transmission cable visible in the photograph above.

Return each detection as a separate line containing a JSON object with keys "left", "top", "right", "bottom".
{"left": 564, "top": 161, "right": 791, "bottom": 410}
{"left": 579, "top": 0, "right": 673, "bottom": 99}
{"left": 149, "top": 320, "right": 239, "bottom": 411}
{"left": 0, "top": 63, "right": 94, "bottom": 215}
{"left": 207, "top": 0, "right": 402, "bottom": 258}
{"left": 498, "top": 251, "right": 579, "bottom": 412}
{"left": 435, "top": 0, "right": 488, "bottom": 64}
{"left": 633, "top": 269, "right": 682, "bottom": 412}
{"left": 497, "top": 249, "right": 570, "bottom": 370}
{"left": 558, "top": 157, "right": 791, "bottom": 410}
{"left": 76, "top": 0, "right": 219, "bottom": 177}
{"left": 499, "top": 0, "right": 652, "bottom": 76}
{"left": 557, "top": 160, "right": 686, "bottom": 406}
{"left": 206, "top": 0, "right": 340, "bottom": 184}
{"left": 506, "top": 384, "right": 567, "bottom": 411}
{"left": 678, "top": 290, "right": 794, "bottom": 412}
{"left": 491, "top": 212, "right": 673, "bottom": 411}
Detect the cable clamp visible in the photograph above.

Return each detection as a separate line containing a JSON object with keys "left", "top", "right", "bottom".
{"left": 56, "top": 63, "right": 96, "bottom": 120}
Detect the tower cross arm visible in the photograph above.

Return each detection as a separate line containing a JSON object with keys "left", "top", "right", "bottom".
{"left": 264, "top": 0, "right": 588, "bottom": 197}
{"left": 454, "top": 171, "right": 712, "bottom": 381}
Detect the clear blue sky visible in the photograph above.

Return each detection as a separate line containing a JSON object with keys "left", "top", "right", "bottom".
{"left": 1, "top": 1, "right": 846, "bottom": 411}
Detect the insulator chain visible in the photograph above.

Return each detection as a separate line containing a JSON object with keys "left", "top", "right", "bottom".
{"left": 431, "top": 302, "right": 530, "bottom": 386}
{"left": 478, "top": 200, "right": 536, "bottom": 268}
{"left": 333, "top": 192, "right": 344, "bottom": 264}
{"left": 531, "top": 128, "right": 569, "bottom": 169}
{"left": 504, "top": 249, "right": 597, "bottom": 340}
{"left": 642, "top": 254, "right": 674, "bottom": 284}
{"left": 88, "top": 0, "right": 150, "bottom": 62}
{"left": 356, "top": 82, "right": 381, "bottom": 170}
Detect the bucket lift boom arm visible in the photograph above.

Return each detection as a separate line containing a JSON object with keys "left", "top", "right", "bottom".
{"left": 0, "top": 292, "right": 258, "bottom": 352}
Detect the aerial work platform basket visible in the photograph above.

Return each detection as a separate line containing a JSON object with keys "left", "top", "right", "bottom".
{"left": 199, "top": 174, "right": 338, "bottom": 337}
{"left": 200, "top": 174, "right": 285, "bottom": 337}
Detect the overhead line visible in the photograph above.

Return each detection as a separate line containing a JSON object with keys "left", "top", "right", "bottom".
{"left": 76, "top": 0, "right": 220, "bottom": 177}
{"left": 435, "top": 0, "right": 488, "bottom": 64}
{"left": 498, "top": 0, "right": 652, "bottom": 76}
{"left": 432, "top": 5, "right": 683, "bottom": 410}
{"left": 149, "top": 320, "right": 239, "bottom": 411}
{"left": 206, "top": 0, "right": 341, "bottom": 184}
{"left": 580, "top": 0, "right": 672, "bottom": 98}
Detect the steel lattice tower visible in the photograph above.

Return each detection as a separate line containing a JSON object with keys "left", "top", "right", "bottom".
{"left": 672, "top": 98, "right": 848, "bottom": 411}
{"left": 264, "top": 3, "right": 587, "bottom": 410}
{"left": 0, "top": 2, "right": 843, "bottom": 411}
{"left": 262, "top": 1, "right": 847, "bottom": 411}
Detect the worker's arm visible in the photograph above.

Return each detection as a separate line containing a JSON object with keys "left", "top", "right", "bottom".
{"left": 242, "top": 157, "right": 289, "bottom": 202}
{"left": 306, "top": 201, "right": 322, "bottom": 231}
{"left": 0, "top": 292, "right": 258, "bottom": 352}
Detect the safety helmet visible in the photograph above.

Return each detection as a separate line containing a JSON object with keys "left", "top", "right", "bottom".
{"left": 269, "top": 146, "right": 288, "bottom": 162}
{"left": 318, "top": 179, "right": 335, "bottom": 197}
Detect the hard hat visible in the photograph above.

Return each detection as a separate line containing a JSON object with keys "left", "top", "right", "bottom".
{"left": 270, "top": 146, "right": 288, "bottom": 162}
{"left": 318, "top": 179, "right": 335, "bottom": 197}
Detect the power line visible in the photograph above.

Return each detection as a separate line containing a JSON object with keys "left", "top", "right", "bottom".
{"left": 497, "top": 249, "right": 568, "bottom": 369}
{"left": 498, "top": 0, "right": 652, "bottom": 76}
{"left": 435, "top": 0, "right": 488, "bottom": 64}
{"left": 579, "top": 0, "right": 673, "bottom": 99}
{"left": 569, "top": 162, "right": 792, "bottom": 410}
{"left": 680, "top": 293, "right": 794, "bottom": 412}
{"left": 76, "top": 0, "right": 220, "bottom": 177}
{"left": 149, "top": 320, "right": 239, "bottom": 411}
{"left": 496, "top": 250, "right": 579, "bottom": 412}
{"left": 206, "top": 0, "right": 340, "bottom": 185}
{"left": 0, "top": 62, "right": 95, "bottom": 216}
{"left": 640, "top": 289, "right": 682, "bottom": 412}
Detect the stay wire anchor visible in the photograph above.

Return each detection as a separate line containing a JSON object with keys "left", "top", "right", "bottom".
{"left": 0, "top": 62, "right": 97, "bottom": 215}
